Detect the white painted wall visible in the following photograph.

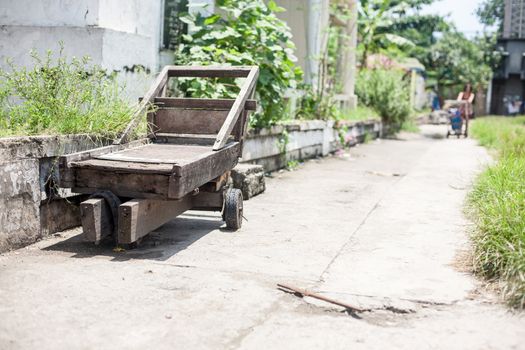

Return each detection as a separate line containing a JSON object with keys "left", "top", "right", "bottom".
{"left": 0, "top": 0, "right": 163, "bottom": 101}
{"left": 0, "top": 0, "right": 99, "bottom": 26}
{"left": 276, "top": 0, "right": 331, "bottom": 86}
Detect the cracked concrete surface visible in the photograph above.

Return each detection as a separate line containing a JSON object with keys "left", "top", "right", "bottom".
{"left": 0, "top": 125, "right": 524, "bottom": 349}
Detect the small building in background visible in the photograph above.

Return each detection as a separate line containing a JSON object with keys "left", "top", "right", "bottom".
{"left": 490, "top": 0, "right": 525, "bottom": 115}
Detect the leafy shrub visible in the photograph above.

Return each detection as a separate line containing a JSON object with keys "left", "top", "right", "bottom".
{"left": 173, "top": 0, "right": 302, "bottom": 128}
{"left": 0, "top": 47, "right": 134, "bottom": 137}
{"left": 355, "top": 68, "right": 411, "bottom": 128}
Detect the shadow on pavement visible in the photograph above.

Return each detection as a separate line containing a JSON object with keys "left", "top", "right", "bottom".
{"left": 43, "top": 213, "right": 226, "bottom": 262}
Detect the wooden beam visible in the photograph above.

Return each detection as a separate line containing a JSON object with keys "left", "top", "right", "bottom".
{"left": 166, "top": 65, "right": 252, "bottom": 78}
{"left": 154, "top": 109, "right": 229, "bottom": 135}
{"left": 114, "top": 66, "right": 170, "bottom": 145}
{"left": 117, "top": 197, "right": 193, "bottom": 244}
{"left": 59, "top": 139, "right": 150, "bottom": 188}
{"left": 154, "top": 133, "right": 217, "bottom": 146}
{"left": 213, "top": 66, "right": 259, "bottom": 151}
{"left": 169, "top": 142, "right": 240, "bottom": 199}
{"left": 154, "top": 97, "right": 257, "bottom": 111}
{"left": 192, "top": 191, "right": 223, "bottom": 210}
{"left": 80, "top": 198, "right": 113, "bottom": 244}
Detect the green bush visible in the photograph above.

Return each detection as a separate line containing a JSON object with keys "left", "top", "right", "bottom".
{"left": 355, "top": 68, "right": 411, "bottom": 128}
{"left": 173, "top": 0, "right": 302, "bottom": 128}
{"left": 0, "top": 47, "right": 134, "bottom": 137}
{"left": 469, "top": 117, "right": 525, "bottom": 308}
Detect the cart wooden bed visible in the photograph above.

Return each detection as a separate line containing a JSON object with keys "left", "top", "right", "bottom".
{"left": 59, "top": 65, "right": 259, "bottom": 246}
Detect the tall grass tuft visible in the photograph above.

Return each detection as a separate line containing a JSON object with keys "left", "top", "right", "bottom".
{"left": 0, "top": 46, "right": 135, "bottom": 138}
{"left": 469, "top": 116, "right": 525, "bottom": 308}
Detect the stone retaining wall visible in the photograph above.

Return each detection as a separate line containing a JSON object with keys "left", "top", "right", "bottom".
{"left": 241, "top": 119, "right": 381, "bottom": 170}
{"left": 0, "top": 135, "right": 109, "bottom": 252}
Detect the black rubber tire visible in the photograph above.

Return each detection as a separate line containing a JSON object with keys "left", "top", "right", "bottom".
{"left": 223, "top": 188, "right": 243, "bottom": 230}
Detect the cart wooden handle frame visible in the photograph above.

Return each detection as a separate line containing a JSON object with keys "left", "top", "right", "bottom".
{"left": 58, "top": 66, "right": 259, "bottom": 246}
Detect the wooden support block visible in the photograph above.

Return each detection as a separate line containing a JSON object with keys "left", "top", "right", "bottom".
{"left": 192, "top": 191, "right": 223, "bottom": 210}
{"left": 117, "top": 197, "right": 193, "bottom": 244}
{"left": 80, "top": 198, "right": 113, "bottom": 244}
{"left": 199, "top": 172, "right": 230, "bottom": 193}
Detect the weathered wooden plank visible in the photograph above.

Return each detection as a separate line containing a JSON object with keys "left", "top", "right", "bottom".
{"left": 166, "top": 65, "right": 252, "bottom": 78}
{"left": 154, "top": 133, "right": 217, "bottom": 146}
{"left": 192, "top": 191, "right": 223, "bottom": 210}
{"left": 59, "top": 139, "right": 150, "bottom": 187}
{"left": 154, "top": 108, "right": 229, "bottom": 135}
{"left": 93, "top": 144, "right": 215, "bottom": 165}
{"left": 199, "top": 171, "right": 230, "bottom": 193}
{"left": 71, "top": 158, "right": 174, "bottom": 174}
{"left": 74, "top": 168, "right": 171, "bottom": 198}
{"left": 213, "top": 67, "right": 259, "bottom": 150}
{"left": 154, "top": 98, "right": 256, "bottom": 111}
{"left": 118, "top": 197, "right": 193, "bottom": 244}
{"left": 80, "top": 198, "right": 112, "bottom": 244}
{"left": 239, "top": 88, "right": 256, "bottom": 150}
{"left": 73, "top": 187, "right": 166, "bottom": 200}
{"left": 169, "top": 142, "right": 240, "bottom": 198}
{"left": 114, "top": 66, "right": 170, "bottom": 145}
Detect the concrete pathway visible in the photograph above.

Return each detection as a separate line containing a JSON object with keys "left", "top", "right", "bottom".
{"left": 1, "top": 125, "right": 524, "bottom": 349}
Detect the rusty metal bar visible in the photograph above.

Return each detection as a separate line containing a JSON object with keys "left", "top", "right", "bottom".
{"left": 277, "top": 283, "right": 366, "bottom": 313}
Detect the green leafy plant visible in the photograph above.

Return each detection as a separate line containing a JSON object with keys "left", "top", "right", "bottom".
{"left": 0, "top": 46, "right": 135, "bottom": 137}
{"left": 358, "top": 0, "right": 416, "bottom": 67}
{"left": 172, "top": 0, "right": 302, "bottom": 128}
{"left": 286, "top": 159, "right": 300, "bottom": 170}
{"left": 356, "top": 68, "right": 411, "bottom": 129}
{"left": 277, "top": 128, "right": 289, "bottom": 154}
{"left": 295, "top": 84, "right": 338, "bottom": 121}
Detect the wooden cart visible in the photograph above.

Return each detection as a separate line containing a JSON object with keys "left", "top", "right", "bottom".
{"left": 59, "top": 66, "right": 259, "bottom": 246}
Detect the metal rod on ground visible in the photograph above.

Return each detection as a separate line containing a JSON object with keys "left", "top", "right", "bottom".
{"left": 277, "top": 283, "right": 366, "bottom": 313}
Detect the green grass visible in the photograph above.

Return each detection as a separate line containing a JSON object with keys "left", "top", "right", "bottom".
{"left": 0, "top": 47, "right": 137, "bottom": 139}
{"left": 468, "top": 116, "right": 525, "bottom": 308}
{"left": 400, "top": 115, "right": 420, "bottom": 133}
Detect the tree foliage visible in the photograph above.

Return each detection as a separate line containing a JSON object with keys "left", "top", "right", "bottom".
{"left": 426, "top": 31, "right": 498, "bottom": 90}
{"left": 475, "top": 0, "right": 505, "bottom": 31}
{"left": 358, "top": 0, "right": 416, "bottom": 66}
{"left": 358, "top": 0, "right": 498, "bottom": 95}
{"left": 173, "top": 0, "right": 302, "bottom": 128}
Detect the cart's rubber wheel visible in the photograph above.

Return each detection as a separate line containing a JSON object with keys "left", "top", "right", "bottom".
{"left": 223, "top": 188, "right": 243, "bottom": 230}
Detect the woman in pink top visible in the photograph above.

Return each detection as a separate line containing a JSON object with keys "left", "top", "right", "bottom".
{"left": 457, "top": 83, "right": 475, "bottom": 119}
